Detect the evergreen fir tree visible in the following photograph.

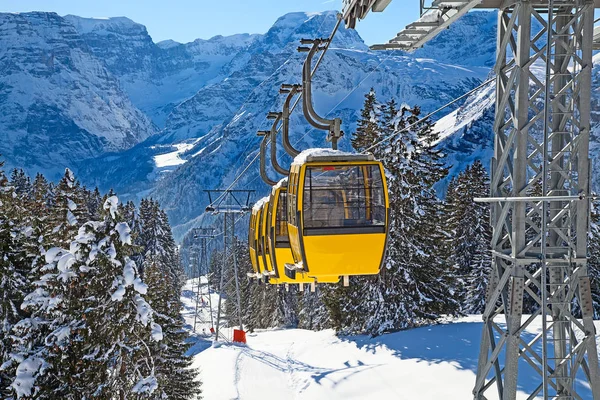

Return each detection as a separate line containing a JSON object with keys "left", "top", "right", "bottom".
{"left": 136, "top": 198, "right": 200, "bottom": 399}
{"left": 9, "top": 169, "right": 32, "bottom": 199}
{"left": 0, "top": 163, "right": 33, "bottom": 398}
{"left": 297, "top": 286, "right": 332, "bottom": 331}
{"left": 145, "top": 258, "right": 200, "bottom": 399}
{"left": 366, "top": 101, "right": 459, "bottom": 335}
{"left": 47, "top": 169, "right": 86, "bottom": 248}
{"left": 350, "top": 88, "right": 381, "bottom": 153}
{"left": 446, "top": 161, "right": 492, "bottom": 314}
{"left": 11, "top": 196, "right": 160, "bottom": 399}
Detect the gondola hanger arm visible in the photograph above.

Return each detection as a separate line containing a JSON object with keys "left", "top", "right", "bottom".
{"left": 257, "top": 130, "right": 278, "bottom": 186}
{"left": 266, "top": 112, "right": 288, "bottom": 176}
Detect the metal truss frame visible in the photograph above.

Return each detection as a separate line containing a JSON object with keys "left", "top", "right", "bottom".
{"left": 205, "top": 190, "right": 253, "bottom": 342}
{"left": 191, "top": 228, "right": 216, "bottom": 334}
{"left": 473, "top": 2, "right": 600, "bottom": 399}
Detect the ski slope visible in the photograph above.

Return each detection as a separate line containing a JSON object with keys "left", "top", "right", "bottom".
{"left": 181, "top": 279, "right": 598, "bottom": 400}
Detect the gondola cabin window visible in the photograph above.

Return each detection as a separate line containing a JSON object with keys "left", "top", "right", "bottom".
{"left": 302, "top": 164, "right": 385, "bottom": 232}
{"left": 288, "top": 168, "right": 298, "bottom": 226}
{"left": 276, "top": 191, "right": 289, "bottom": 245}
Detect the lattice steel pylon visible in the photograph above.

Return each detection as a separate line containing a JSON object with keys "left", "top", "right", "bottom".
{"left": 190, "top": 228, "right": 216, "bottom": 334}
{"left": 474, "top": 2, "right": 600, "bottom": 398}
{"left": 205, "top": 190, "right": 253, "bottom": 342}
{"left": 342, "top": 1, "right": 600, "bottom": 398}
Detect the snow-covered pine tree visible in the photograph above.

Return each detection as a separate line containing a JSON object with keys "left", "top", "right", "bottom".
{"left": 83, "top": 187, "right": 103, "bottom": 221}
{"left": 297, "top": 286, "right": 332, "bottom": 331}
{"left": 157, "top": 207, "right": 185, "bottom": 291}
{"left": 144, "top": 254, "right": 200, "bottom": 399}
{"left": 137, "top": 198, "right": 200, "bottom": 399}
{"left": 47, "top": 169, "right": 86, "bottom": 248}
{"left": 9, "top": 169, "right": 32, "bottom": 200}
{"left": 0, "top": 163, "right": 33, "bottom": 398}
{"left": 11, "top": 196, "right": 160, "bottom": 399}
{"left": 246, "top": 283, "right": 285, "bottom": 330}
{"left": 363, "top": 100, "right": 459, "bottom": 335}
{"left": 350, "top": 88, "right": 381, "bottom": 153}
{"left": 446, "top": 161, "right": 492, "bottom": 313}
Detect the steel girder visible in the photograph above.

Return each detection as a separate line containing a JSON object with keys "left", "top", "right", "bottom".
{"left": 473, "top": 2, "right": 600, "bottom": 399}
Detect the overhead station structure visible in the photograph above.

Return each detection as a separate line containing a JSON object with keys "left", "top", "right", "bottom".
{"left": 343, "top": 0, "right": 600, "bottom": 399}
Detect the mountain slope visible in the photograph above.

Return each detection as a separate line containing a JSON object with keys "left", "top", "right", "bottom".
{"left": 0, "top": 12, "right": 156, "bottom": 180}
{"left": 181, "top": 279, "right": 598, "bottom": 400}
{"left": 65, "top": 14, "right": 260, "bottom": 128}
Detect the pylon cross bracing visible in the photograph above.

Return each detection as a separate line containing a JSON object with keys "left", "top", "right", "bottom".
{"left": 205, "top": 190, "right": 253, "bottom": 342}
{"left": 191, "top": 228, "right": 216, "bottom": 333}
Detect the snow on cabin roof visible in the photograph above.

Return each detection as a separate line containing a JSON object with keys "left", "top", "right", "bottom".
{"left": 272, "top": 177, "right": 288, "bottom": 193}
{"left": 252, "top": 196, "right": 270, "bottom": 213}
{"left": 291, "top": 148, "right": 374, "bottom": 166}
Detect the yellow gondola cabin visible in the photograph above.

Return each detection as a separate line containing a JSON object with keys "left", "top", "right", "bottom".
{"left": 286, "top": 150, "right": 389, "bottom": 279}
{"left": 266, "top": 180, "right": 339, "bottom": 285}
{"left": 248, "top": 196, "right": 269, "bottom": 280}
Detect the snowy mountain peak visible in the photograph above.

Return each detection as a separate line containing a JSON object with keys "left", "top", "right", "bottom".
{"left": 156, "top": 39, "right": 180, "bottom": 49}
{"left": 264, "top": 10, "right": 366, "bottom": 51}
{"left": 63, "top": 15, "right": 147, "bottom": 36}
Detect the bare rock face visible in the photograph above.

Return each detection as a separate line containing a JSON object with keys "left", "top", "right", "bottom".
{"left": 0, "top": 12, "right": 157, "bottom": 179}
{"left": 3, "top": 10, "right": 513, "bottom": 240}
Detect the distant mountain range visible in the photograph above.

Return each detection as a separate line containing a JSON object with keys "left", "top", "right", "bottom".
{"left": 9, "top": 9, "right": 593, "bottom": 241}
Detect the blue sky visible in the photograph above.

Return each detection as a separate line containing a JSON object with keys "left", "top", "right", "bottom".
{"left": 0, "top": 0, "right": 419, "bottom": 45}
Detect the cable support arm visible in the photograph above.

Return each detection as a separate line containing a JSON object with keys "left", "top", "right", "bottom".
{"left": 257, "top": 131, "right": 278, "bottom": 186}
{"left": 280, "top": 84, "right": 302, "bottom": 157}
{"left": 300, "top": 40, "right": 343, "bottom": 149}
{"left": 266, "top": 111, "right": 288, "bottom": 175}
{"left": 300, "top": 42, "right": 331, "bottom": 131}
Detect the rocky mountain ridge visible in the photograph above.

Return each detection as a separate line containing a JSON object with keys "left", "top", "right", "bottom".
{"left": 0, "top": 12, "right": 157, "bottom": 180}
{"left": 1, "top": 9, "right": 514, "bottom": 240}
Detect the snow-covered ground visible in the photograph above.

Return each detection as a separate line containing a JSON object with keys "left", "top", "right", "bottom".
{"left": 181, "top": 279, "right": 597, "bottom": 400}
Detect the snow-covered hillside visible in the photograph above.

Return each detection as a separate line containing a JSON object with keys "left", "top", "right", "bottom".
{"left": 146, "top": 11, "right": 494, "bottom": 233}
{"left": 59, "top": 10, "right": 497, "bottom": 239}
{"left": 0, "top": 12, "right": 157, "bottom": 180}
{"left": 64, "top": 14, "right": 260, "bottom": 128}
{"left": 181, "top": 279, "right": 596, "bottom": 400}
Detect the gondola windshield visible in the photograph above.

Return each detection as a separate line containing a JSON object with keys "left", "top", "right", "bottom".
{"left": 302, "top": 164, "right": 385, "bottom": 232}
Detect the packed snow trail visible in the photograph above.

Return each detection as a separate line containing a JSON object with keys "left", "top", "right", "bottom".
{"left": 181, "top": 279, "right": 596, "bottom": 399}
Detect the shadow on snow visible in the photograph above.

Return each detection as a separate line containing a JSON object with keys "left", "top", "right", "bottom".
{"left": 342, "top": 319, "right": 593, "bottom": 398}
